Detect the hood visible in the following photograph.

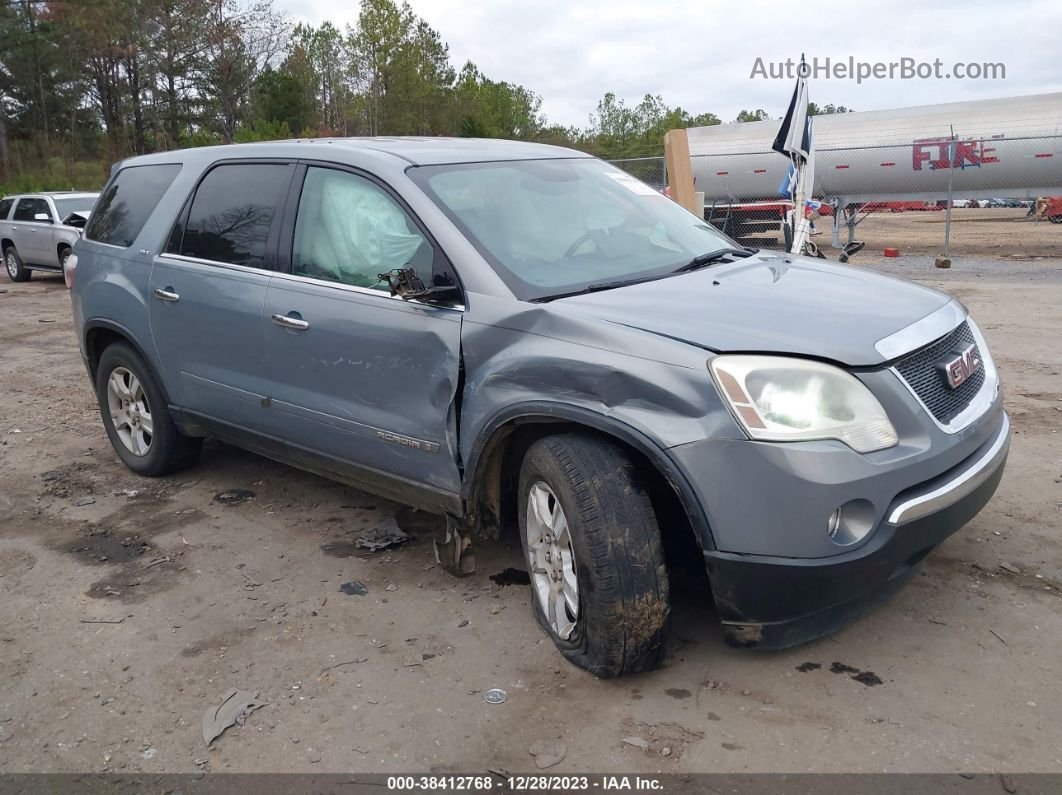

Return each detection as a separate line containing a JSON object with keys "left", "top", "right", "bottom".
{"left": 552, "top": 252, "right": 952, "bottom": 366}
{"left": 62, "top": 211, "right": 90, "bottom": 230}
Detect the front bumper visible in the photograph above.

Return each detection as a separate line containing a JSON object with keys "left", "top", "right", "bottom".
{"left": 699, "top": 412, "right": 1010, "bottom": 649}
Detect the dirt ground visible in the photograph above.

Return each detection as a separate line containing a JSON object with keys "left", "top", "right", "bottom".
{"left": 1, "top": 254, "right": 1061, "bottom": 775}
{"left": 844, "top": 208, "right": 1062, "bottom": 259}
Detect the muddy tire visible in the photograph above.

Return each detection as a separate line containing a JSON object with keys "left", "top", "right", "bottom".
{"left": 95, "top": 342, "right": 202, "bottom": 476}
{"left": 5, "top": 246, "right": 30, "bottom": 282}
{"left": 518, "top": 433, "right": 669, "bottom": 677}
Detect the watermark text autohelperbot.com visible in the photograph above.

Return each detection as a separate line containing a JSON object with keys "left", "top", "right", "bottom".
{"left": 750, "top": 57, "right": 1006, "bottom": 83}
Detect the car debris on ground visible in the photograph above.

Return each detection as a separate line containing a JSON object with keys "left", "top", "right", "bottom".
{"left": 339, "top": 580, "right": 369, "bottom": 596}
{"left": 356, "top": 517, "right": 412, "bottom": 551}
{"left": 213, "top": 489, "right": 256, "bottom": 505}
{"left": 528, "top": 740, "right": 567, "bottom": 769}
{"left": 483, "top": 688, "right": 508, "bottom": 705}
{"left": 201, "top": 688, "right": 266, "bottom": 746}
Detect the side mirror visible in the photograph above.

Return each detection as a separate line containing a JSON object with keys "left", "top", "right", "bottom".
{"left": 403, "top": 284, "right": 463, "bottom": 304}
{"left": 378, "top": 267, "right": 461, "bottom": 306}
{"left": 33, "top": 212, "right": 52, "bottom": 222}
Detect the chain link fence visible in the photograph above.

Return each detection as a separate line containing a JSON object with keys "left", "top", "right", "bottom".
{"left": 608, "top": 134, "right": 1062, "bottom": 260}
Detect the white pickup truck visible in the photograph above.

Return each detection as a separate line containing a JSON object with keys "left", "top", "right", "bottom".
{"left": 2, "top": 192, "right": 99, "bottom": 284}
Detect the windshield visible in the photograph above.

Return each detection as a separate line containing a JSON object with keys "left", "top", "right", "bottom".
{"left": 409, "top": 158, "right": 736, "bottom": 300}
{"left": 54, "top": 197, "right": 96, "bottom": 220}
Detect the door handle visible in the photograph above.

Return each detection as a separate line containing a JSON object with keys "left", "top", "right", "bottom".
{"left": 153, "top": 287, "right": 180, "bottom": 302}
{"left": 272, "top": 313, "right": 309, "bottom": 331}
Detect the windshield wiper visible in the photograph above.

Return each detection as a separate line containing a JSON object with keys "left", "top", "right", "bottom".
{"left": 673, "top": 247, "right": 755, "bottom": 273}
{"left": 534, "top": 247, "right": 757, "bottom": 302}
{"left": 533, "top": 273, "right": 671, "bottom": 302}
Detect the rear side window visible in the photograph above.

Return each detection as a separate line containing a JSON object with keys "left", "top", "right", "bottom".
{"left": 174, "top": 163, "right": 291, "bottom": 268}
{"left": 86, "top": 164, "right": 181, "bottom": 247}
{"left": 14, "top": 197, "right": 51, "bottom": 222}
{"left": 0, "top": 198, "right": 13, "bottom": 219}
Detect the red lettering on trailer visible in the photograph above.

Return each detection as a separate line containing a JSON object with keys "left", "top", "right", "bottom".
{"left": 912, "top": 137, "right": 1001, "bottom": 170}
{"left": 912, "top": 139, "right": 936, "bottom": 170}
{"left": 752, "top": 169, "right": 767, "bottom": 174}
{"left": 880, "top": 162, "right": 896, "bottom": 167}
{"left": 716, "top": 171, "right": 729, "bottom": 175}
{"left": 954, "top": 140, "right": 981, "bottom": 167}
{"left": 835, "top": 164, "right": 850, "bottom": 169}
{"left": 1034, "top": 153, "right": 1053, "bottom": 158}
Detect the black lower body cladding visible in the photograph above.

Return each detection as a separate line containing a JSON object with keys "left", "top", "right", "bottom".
{"left": 705, "top": 436, "right": 1008, "bottom": 650}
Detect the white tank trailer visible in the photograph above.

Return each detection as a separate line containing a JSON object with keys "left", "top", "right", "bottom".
{"left": 686, "top": 92, "right": 1062, "bottom": 248}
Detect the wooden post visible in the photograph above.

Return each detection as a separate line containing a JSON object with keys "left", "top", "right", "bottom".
{"left": 663, "top": 128, "right": 700, "bottom": 216}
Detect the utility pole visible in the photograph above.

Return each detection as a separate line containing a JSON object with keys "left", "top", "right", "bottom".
{"left": 937, "top": 124, "right": 956, "bottom": 269}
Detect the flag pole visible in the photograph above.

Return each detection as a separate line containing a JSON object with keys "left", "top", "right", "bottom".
{"left": 771, "top": 54, "right": 813, "bottom": 256}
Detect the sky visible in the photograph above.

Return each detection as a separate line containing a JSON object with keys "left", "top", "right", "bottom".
{"left": 276, "top": 0, "right": 1062, "bottom": 128}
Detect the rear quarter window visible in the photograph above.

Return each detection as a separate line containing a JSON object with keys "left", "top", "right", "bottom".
{"left": 86, "top": 164, "right": 181, "bottom": 247}
{"left": 171, "top": 162, "right": 292, "bottom": 268}
{"left": 0, "top": 198, "right": 13, "bottom": 220}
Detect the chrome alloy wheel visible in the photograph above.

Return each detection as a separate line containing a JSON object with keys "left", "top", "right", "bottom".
{"left": 6, "top": 251, "right": 18, "bottom": 279}
{"left": 106, "top": 367, "right": 153, "bottom": 456}
{"left": 524, "top": 481, "right": 580, "bottom": 639}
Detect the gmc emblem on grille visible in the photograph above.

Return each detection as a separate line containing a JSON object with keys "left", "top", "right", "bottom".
{"left": 940, "top": 344, "right": 982, "bottom": 389}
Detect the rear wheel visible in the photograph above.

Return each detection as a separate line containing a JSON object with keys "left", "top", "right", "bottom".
{"left": 59, "top": 246, "right": 72, "bottom": 268}
{"left": 5, "top": 246, "right": 30, "bottom": 282}
{"left": 1050, "top": 214, "right": 1062, "bottom": 225}
{"left": 95, "top": 343, "right": 202, "bottom": 476}
{"left": 518, "top": 433, "right": 669, "bottom": 677}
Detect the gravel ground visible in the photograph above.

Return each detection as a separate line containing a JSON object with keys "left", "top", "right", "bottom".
{"left": 0, "top": 256, "right": 1060, "bottom": 775}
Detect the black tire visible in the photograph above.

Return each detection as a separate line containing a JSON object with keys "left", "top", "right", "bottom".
{"left": 518, "top": 433, "right": 669, "bottom": 677}
{"left": 95, "top": 342, "right": 202, "bottom": 476}
{"left": 5, "top": 246, "right": 31, "bottom": 282}
{"left": 59, "top": 246, "right": 72, "bottom": 267}
{"left": 1050, "top": 215, "right": 1062, "bottom": 225}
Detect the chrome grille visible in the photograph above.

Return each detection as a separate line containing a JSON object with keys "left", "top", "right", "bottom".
{"left": 895, "top": 321, "right": 985, "bottom": 425}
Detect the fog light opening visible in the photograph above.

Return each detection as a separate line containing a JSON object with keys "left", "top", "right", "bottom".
{"left": 826, "top": 500, "right": 876, "bottom": 547}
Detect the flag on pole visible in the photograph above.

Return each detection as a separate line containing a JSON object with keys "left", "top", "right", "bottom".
{"left": 771, "top": 55, "right": 813, "bottom": 255}
{"left": 772, "top": 62, "right": 810, "bottom": 161}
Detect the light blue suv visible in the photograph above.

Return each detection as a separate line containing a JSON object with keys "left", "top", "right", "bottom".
{"left": 69, "top": 138, "right": 1009, "bottom": 676}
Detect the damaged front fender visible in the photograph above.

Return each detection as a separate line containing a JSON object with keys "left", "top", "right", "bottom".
{"left": 456, "top": 293, "right": 745, "bottom": 549}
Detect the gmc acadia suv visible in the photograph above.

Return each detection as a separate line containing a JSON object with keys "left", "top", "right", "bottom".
{"left": 68, "top": 139, "right": 1009, "bottom": 676}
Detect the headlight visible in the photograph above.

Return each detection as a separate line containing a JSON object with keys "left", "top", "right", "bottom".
{"left": 709, "top": 355, "right": 898, "bottom": 453}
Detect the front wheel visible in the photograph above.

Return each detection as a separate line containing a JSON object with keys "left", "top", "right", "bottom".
{"left": 5, "top": 247, "right": 30, "bottom": 282}
{"left": 95, "top": 343, "right": 202, "bottom": 476}
{"left": 518, "top": 433, "right": 670, "bottom": 677}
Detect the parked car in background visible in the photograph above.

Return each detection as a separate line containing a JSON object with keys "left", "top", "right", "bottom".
{"left": 2, "top": 191, "right": 98, "bottom": 283}
{"left": 983, "top": 198, "right": 1025, "bottom": 208}
{"left": 69, "top": 140, "right": 1009, "bottom": 676}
